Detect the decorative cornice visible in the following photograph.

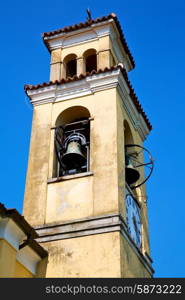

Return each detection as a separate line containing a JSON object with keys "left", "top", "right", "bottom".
{"left": 35, "top": 213, "right": 154, "bottom": 276}
{"left": 24, "top": 66, "right": 152, "bottom": 138}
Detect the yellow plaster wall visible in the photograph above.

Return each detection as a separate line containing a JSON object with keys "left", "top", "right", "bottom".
{"left": 116, "top": 91, "right": 125, "bottom": 218}
{"left": 46, "top": 176, "right": 93, "bottom": 223}
{"left": 23, "top": 103, "right": 53, "bottom": 226}
{"left": 0, "top": 239, "right": 17, "bottom": 277}
{"left": 44, "top": 232, "right": 121, "bottom": 277}
{"left": 0, "top": 239, "right": 46, "bottom": 278}
{"left": 35, "top": 257, "right": 48, "bottom": 278}
{"left": 91, "top": 89, "right": 118, "bottom": 216}
{"left": 14, "top": 260, "right": 34, "bottom": 278}
{"left": 120, "top": 235, "right": 151, "bottom": 278}
{"left": 23, "top": 88, "right": 119, "bottom": 226}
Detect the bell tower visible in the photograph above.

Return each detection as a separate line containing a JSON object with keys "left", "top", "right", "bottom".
{"left": 23, "top": 13, "right": 154, "bottom": 277}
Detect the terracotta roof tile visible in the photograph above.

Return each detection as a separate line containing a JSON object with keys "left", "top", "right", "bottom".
{"left": 24, "top": 66, "right": 118, "bottom": 90}
{"left": 42, "top": 13, "right": 135, "bottom": 68}
{"left": 24, "top": 66, "right": 152, "bottom": 131}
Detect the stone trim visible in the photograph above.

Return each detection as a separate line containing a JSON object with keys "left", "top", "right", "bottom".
{"left": 35, "top": 214, "right": 122, "bottom": 241}
{"left": 25, "top": 68, "right": 150, "bottom": 139}
{"left": 35, "top": 213, "right": 154, "bottom": 275}
{"left": 47, "top": 171, "right": 93, "bottom": 184}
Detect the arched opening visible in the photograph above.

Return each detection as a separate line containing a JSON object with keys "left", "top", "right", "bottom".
{"left": 83, "top": 49, "right": 97, "bottom": 73}
{"left": 56, "top": 106, "right": 90, "bottom": 127}
{"left": 124, "top": 120, "right": 140, "bottom": 188}
{"left": 63, "top": 54, "right": 77, "bottom": 78}
{"left": 54, "top": 106, "right": 91, "bottom": 177}
{"left": 124, "top": 120, "right": 142, "bottom": 248}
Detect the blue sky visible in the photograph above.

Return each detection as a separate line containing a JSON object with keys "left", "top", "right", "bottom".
{"left": 0, "top": 0, "right": 185, "bottom": 278}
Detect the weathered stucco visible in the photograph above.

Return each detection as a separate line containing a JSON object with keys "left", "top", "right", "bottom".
{"left": 120, "top": 235, "right": 151, "bottom": 277}
{"left": 24, "top": 88, "right": 119, "bottom": 226}
{"left": 44, "top": 232, "right": 121, "bottom": 277}
{"left": 14, "top": 261, "right": 34, "bottom": 278}
{"left": 23, "top": 103, "right": 52, "bottom": 226}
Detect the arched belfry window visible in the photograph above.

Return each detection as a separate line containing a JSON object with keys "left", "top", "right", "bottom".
{"left": 63, "top": 54, "right": 77, "bottom": 78}
{"left": 54, "top": 106, "right": 91, "bottom": 177}
{"left": 83, "top": 49, "right": 97, "bottom": 73}
{"left": 124, "top": 120, "right": 137, "bottom": 187}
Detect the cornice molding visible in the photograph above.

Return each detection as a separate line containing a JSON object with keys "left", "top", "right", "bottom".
{"left": 26, "top": 68, "right": 149, "bottom": 140}
{"left": 26, "top": 69, "right": 119, "bottom": 105}
{"left": 44, "top": 21, "right": 111, "bottom": 51}
{"left": 35, "top": 213, "right": 154, "bottom": 276}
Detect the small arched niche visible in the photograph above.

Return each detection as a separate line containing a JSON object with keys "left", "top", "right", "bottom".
{"left": 53, "top": 106, "right": 91, "bottom": 177}
{"left": 83, "top": 49, "right": 97, "bottom": 73}
{"left": 63, "top": 54, "right": 77, "bottom": 78}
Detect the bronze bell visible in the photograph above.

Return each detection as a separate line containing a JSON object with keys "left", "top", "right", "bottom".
{"left": 62, "top": 140, "right": 86, "bottom": 169}
{"left": 125, "top": 153, "right": 140, "bottom": 185}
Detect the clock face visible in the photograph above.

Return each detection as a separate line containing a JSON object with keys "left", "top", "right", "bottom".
{"left": 126, "top": 194, "right": 142, "bottom": 248}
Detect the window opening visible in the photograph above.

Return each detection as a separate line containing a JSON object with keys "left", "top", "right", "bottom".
{"left": 86, "top": 54, "right": 97, "bottom": 73}
{"left": 54, "top": 119, "right": 90, "bottom": 176}
{"left": 66, "top": 59, "right": 77, "bottom": 78}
